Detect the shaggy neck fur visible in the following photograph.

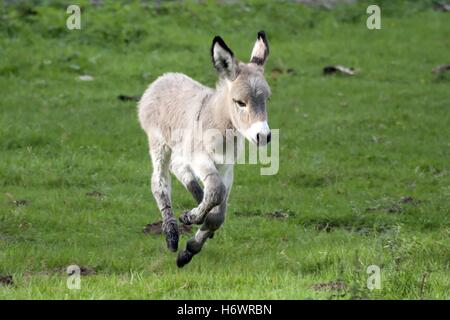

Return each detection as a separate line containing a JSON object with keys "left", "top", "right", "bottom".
{"left": 206, "top": 79, "right": 234, "bottom": 134}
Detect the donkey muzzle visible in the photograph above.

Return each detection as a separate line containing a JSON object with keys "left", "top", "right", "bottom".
{"left": 256, "top": 132, "right": 271, "bottom": 146}
{"left": 247, "top": 121, "right": 271, "bottom": 146}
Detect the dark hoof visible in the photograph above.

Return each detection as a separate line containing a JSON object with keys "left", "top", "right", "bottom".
{"left": 208, "top": 232, "right": 214, "bottom": 239}
{"left": 176, "top": 250, "right": 194, "bottom": 268}
{"left": 163, "top": 221, "right": 179, "bottom": 252}
{"left": 179, "top": 211, "right": 192, "bottom": 225}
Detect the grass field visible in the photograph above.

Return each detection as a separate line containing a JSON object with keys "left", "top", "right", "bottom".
{"left": 0, "top": 0, "right": 449, "bottom": 299}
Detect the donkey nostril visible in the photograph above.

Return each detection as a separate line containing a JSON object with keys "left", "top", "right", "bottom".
{"left": 267, "top": 132, "right": 271, "bottom": 144}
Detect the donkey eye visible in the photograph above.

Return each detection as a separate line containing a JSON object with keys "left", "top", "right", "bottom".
{"left": 234, "top": 99, "right": 246, "bottom": 108}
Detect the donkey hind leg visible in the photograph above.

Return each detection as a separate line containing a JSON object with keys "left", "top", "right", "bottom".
{"left": 170, "top": 156, "right": 204, "bottom": 205}
{"left": 177, "top": 166, "right": 233, "bottom": 268}
{"left": 149, "top": 138, "right": 179, "bottom": 252}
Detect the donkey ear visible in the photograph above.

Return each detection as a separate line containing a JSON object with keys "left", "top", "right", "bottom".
{"left": 250, "top": 31, "right": 269, "bottom": 67}
{"left": 211, "top": 36, "right": 238, "bottom": 80}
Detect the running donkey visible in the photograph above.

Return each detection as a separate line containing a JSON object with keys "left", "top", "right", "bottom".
{"left": 138, "top": 31, "right": 272, "bottom": 267}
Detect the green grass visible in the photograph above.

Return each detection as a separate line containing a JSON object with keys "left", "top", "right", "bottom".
{"left": 0, "top": 0, "right": 449, "bottom": 299}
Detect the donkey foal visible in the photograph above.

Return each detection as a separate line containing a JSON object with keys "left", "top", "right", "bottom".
{"left": 138, "top": 31, "right": 272, "bottom": 267}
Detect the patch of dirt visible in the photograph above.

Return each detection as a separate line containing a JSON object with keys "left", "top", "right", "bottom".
{"left": 0, "top": 275, "right": 13, "bottom": 286}
{"left": 22, "top": 266, "right": 96, "bottom": 278}
{"left": 234, "top": 210, "right": 295, "bottom": 219}
{"left": 117, "top": 94, "right": 140, "bottom": 102}
{"left": 366, "top": 196, "right": 422, "bottom": 214}
{"left": 432, "top": 65, "right": 450, "bottom": 73}
{"left": 311, "top": 280, "right": 346, "bottom": 291}
{"left": 387, "top": 203, "right": 403, "bottom": 214}
{"left": 265, "top": 210, "right": 291, "bottom": 219}
{"left": 144, "top": 221, "right": 164, "bottom": 234}
{"left": 5, "top": 192, "right": 28, "bottom": 206}
{"left": 143, "top": 220, "right": 192, "bottom": 235}
{"left": 85, "top": 190, "right": 105, "bottom": 198}
{"left": 11, "top": 199, "right": 28, "bottom": 206}
{"left": 66, "top": 266, "right": 96, "bottom": 276}
{"left": 270, "top": 67, "right": 296, "bottom": 79}
{"left": 400, "top": 196, "right": 422, "bottom": 205}
{"left": 307, "top": 218, "right": 392, "bottom": 235}
{"left": 323, "top": 65, "right": 356, "bottom": 76}
{"left": 313, "top": 222, "right": 336, "bottom": 233}
{"left": 19, "top": 219, "right": 30, "bottom": 230}
{"left": 313, "top": 221, "right": 359, "bottom": 233}
{"left": 79, "top": 266, "right": 96, "bottom": 276}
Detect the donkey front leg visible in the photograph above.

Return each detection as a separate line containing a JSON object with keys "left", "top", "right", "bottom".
{"left": 148, "top": 139, "right": 179, "bottom": 252}
{"left": 170, "top": 155, "right": 204, "bottom": 205}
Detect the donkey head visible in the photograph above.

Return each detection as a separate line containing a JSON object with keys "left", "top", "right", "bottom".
{"left": 211, "top": 31, "right": 271, "bottom": 146}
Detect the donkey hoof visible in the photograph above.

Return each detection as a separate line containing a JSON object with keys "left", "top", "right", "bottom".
{"left": 163, "top": 220, "right": 179, "bottom": 252}
{"left": 176, "top": 250, "right": 194, "bottom": 268}
{"left": 179, "top": 211, "right": 192, "bottom": 225}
